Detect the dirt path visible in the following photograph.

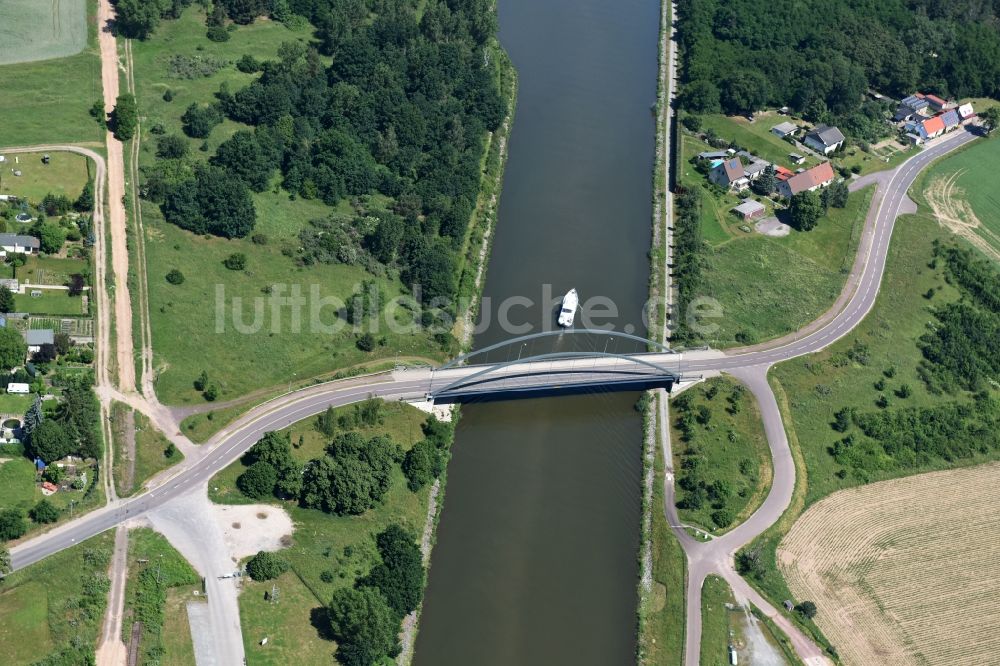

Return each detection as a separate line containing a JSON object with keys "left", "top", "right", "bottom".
{"left": 95, "top": 525, "right": 129, "bottom": 666}
{"left": 97, "top": 0, "right": 136, "bottom": 394}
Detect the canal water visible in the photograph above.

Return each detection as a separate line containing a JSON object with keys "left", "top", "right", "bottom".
{"left": 413, "top": 0, "right": 660, "bottom": 663}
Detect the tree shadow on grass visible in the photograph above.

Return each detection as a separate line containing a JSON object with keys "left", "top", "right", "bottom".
{"left": 310, "top": 605, "right": 336, "bottom": 642}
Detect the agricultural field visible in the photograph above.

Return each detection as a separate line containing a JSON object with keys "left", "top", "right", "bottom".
{"left": 205, "top": 400, "right": 438, "bottom": 664}
{"left": 0, "top": 151, "right": 91, "bottom": 204}
{"left": 696, "top": 186, "right": 872, "bottom": 347}
{"left": 670, "top": 377, "right": 772, "bottom": 533}
{"left": 778, "top": 463, "right": 1000, "bottom": 666}
{"left": 0, "top": 0, "right": 87, "bottom": 65}
{"left": 0, "top": 532, "right": 112, "bottom": 665}
{"left": 0, "top": 0, "right": 101, "bottom": 146}
{"left": 131, "top": 7, "right": 446, "bottom": 404}
{"left": 918, "top": 136, "right": 1000, "bottom": 261}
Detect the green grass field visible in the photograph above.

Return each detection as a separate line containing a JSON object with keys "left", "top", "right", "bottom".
{"left": 0, "top": 393, "right": 33, "bottom": 415}
{"left": 0, "top": 1, "right": 101, "bottom": 146}
{"left": 207, "top": 401, "right": 434, "bottom": 664}
{"left": 919, "top": 136, "right": 1000, "bottom": 258}
{"left": 671, "top": 377, "right": 772, "bottom": 533}
{"left": 0, "top": 151, "right": 91, "bottom": 203}
{"left": 0, "top": 532, "right": 112, "bottom": 665}
{"left": 700, "top": 575, "right": 736, "bottom": 665}
{"left": 14, "top": 289, "right": 86, "bottom": 316}
{"left": 131, "top": 7, "right": 446, "bottom": 404}
{"left": 700, "top": 114, "right": 820, "bottom": 171}
{"left": 694, "top": 186, "right": 872, "bottom": 346}
{"left": 163, "top": 586, "right": 201, "bottom": 666}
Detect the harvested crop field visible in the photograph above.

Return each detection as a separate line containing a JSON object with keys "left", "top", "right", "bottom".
{"left": 0, "top": 0, "right": 87, "bottom": 64}
{"left": 778, "top": 462, "right": 1000, "bottom": 666}
{"left": 921, "top": 137, "right": 1000, "bottom": 261}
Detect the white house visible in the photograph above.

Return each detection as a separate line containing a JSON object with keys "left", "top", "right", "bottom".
{"left": 0, "top": 234, "right": 40, "bottom": 255}
{"left": 803, "top": 125, "right": 845, "bottom": 155}
{"left": 7, "top": 383, "right": 29, "bottom": 394}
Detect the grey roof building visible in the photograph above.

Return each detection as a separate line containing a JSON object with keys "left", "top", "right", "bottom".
{"left": 26, "top": 329, "right": 54, "bottom": 347}
{"left": 804, "top": 125, "right": 846, "bottom": 154}
{"left": 0, "top": 234, "right": 40, "bottom": 253}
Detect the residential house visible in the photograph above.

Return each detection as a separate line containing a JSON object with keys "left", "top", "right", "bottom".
{"left": 709, "top": 158, "right": 749, "bottom": 190}
{"left": 916, "top": 115, "right": 945, "bottom": 141}
{"left": 777, "top": 161, "right": 835, "bottom": 198}
{"left": 940, "top": 109, "right": 961, "bottom": 132}
{"left": 0, "top": 234, "right": 39, "bottom": 255}
{"left": 26, "top": 329, "right": 54, "bottom": 354}
{"left": 893, "top": 93, "right": 931, "bottom": 123}
{"left": 924, "top": 94, "right": 948, "bottom": 112}
{"left": 958, "top": 103, "right": 976, "bottom": 123}
{"left": 732, "top": 199, "right": 765, "bottom": 221}
{"left": 803, "top": 125, "right": 845, "bottom": 155}
{"left": 770, "top": 121, "right": 799, "bottom": 138}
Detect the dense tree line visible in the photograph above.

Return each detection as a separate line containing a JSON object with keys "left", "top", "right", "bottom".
{"left": 670, "top": 189, "right": 706, "bottom": 342}
{"left": 677, "top": 0, "right": 1000, "bottom": 126}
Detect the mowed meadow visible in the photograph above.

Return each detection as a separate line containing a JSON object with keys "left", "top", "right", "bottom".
{"left": 778, "top": 462, "right": 1000, "bottom": 666}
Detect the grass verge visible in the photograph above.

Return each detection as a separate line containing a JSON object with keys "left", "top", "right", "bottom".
{"left": 700, "top": 575, "right": 735, "bottom": 665}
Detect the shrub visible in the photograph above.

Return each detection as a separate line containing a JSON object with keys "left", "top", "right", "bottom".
{"left": 245, "top": 550, "right": 289, "bottom": 581}
{"left": 237, "top": 461, "right": 276, "bottom": 499}
{"left": 0, "top": 509, "right": 27, "bottom": 541}
{"left": 223, "top": 253, "right": 247, "bottom": 271}
{"left": 29, "top": 499, "right": 59, "bottom": 524}
{"left": 206, "top": 25, "right": 231, "bottom": 42}
{"left": 165, "top": 269, "right": 185, "bottom": 285}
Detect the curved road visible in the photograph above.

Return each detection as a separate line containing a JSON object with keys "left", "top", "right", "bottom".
{"left": 5, "top": 119, "right": 980, "bottom": 666}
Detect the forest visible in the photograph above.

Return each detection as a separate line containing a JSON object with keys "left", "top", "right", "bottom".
{"left": 677, "top": 0, "right": 1000, "bottom": 125}
{"left": 125, "top": 0, "right": 507, "bottom": 308}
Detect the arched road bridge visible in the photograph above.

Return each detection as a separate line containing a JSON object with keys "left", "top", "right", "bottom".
{"left": 424, "top": 329, "right": 687, "bottom": 402}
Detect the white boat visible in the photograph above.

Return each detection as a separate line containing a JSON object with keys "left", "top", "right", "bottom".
{"left": 558, "top": 288, "right": 578, "bottom": 327}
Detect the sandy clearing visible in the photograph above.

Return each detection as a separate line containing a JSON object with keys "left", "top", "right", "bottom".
{"left": 925, "top": 170, "right": 1000, "bottom": 262}
{"left": 778, "top": 462, "right": 1000, "bottom": 666}
{"left": 755, "top": 216, "right": 791, "bottom": 237}
{"left": 211, "top": 504, "right": 294, "bottom": 562}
